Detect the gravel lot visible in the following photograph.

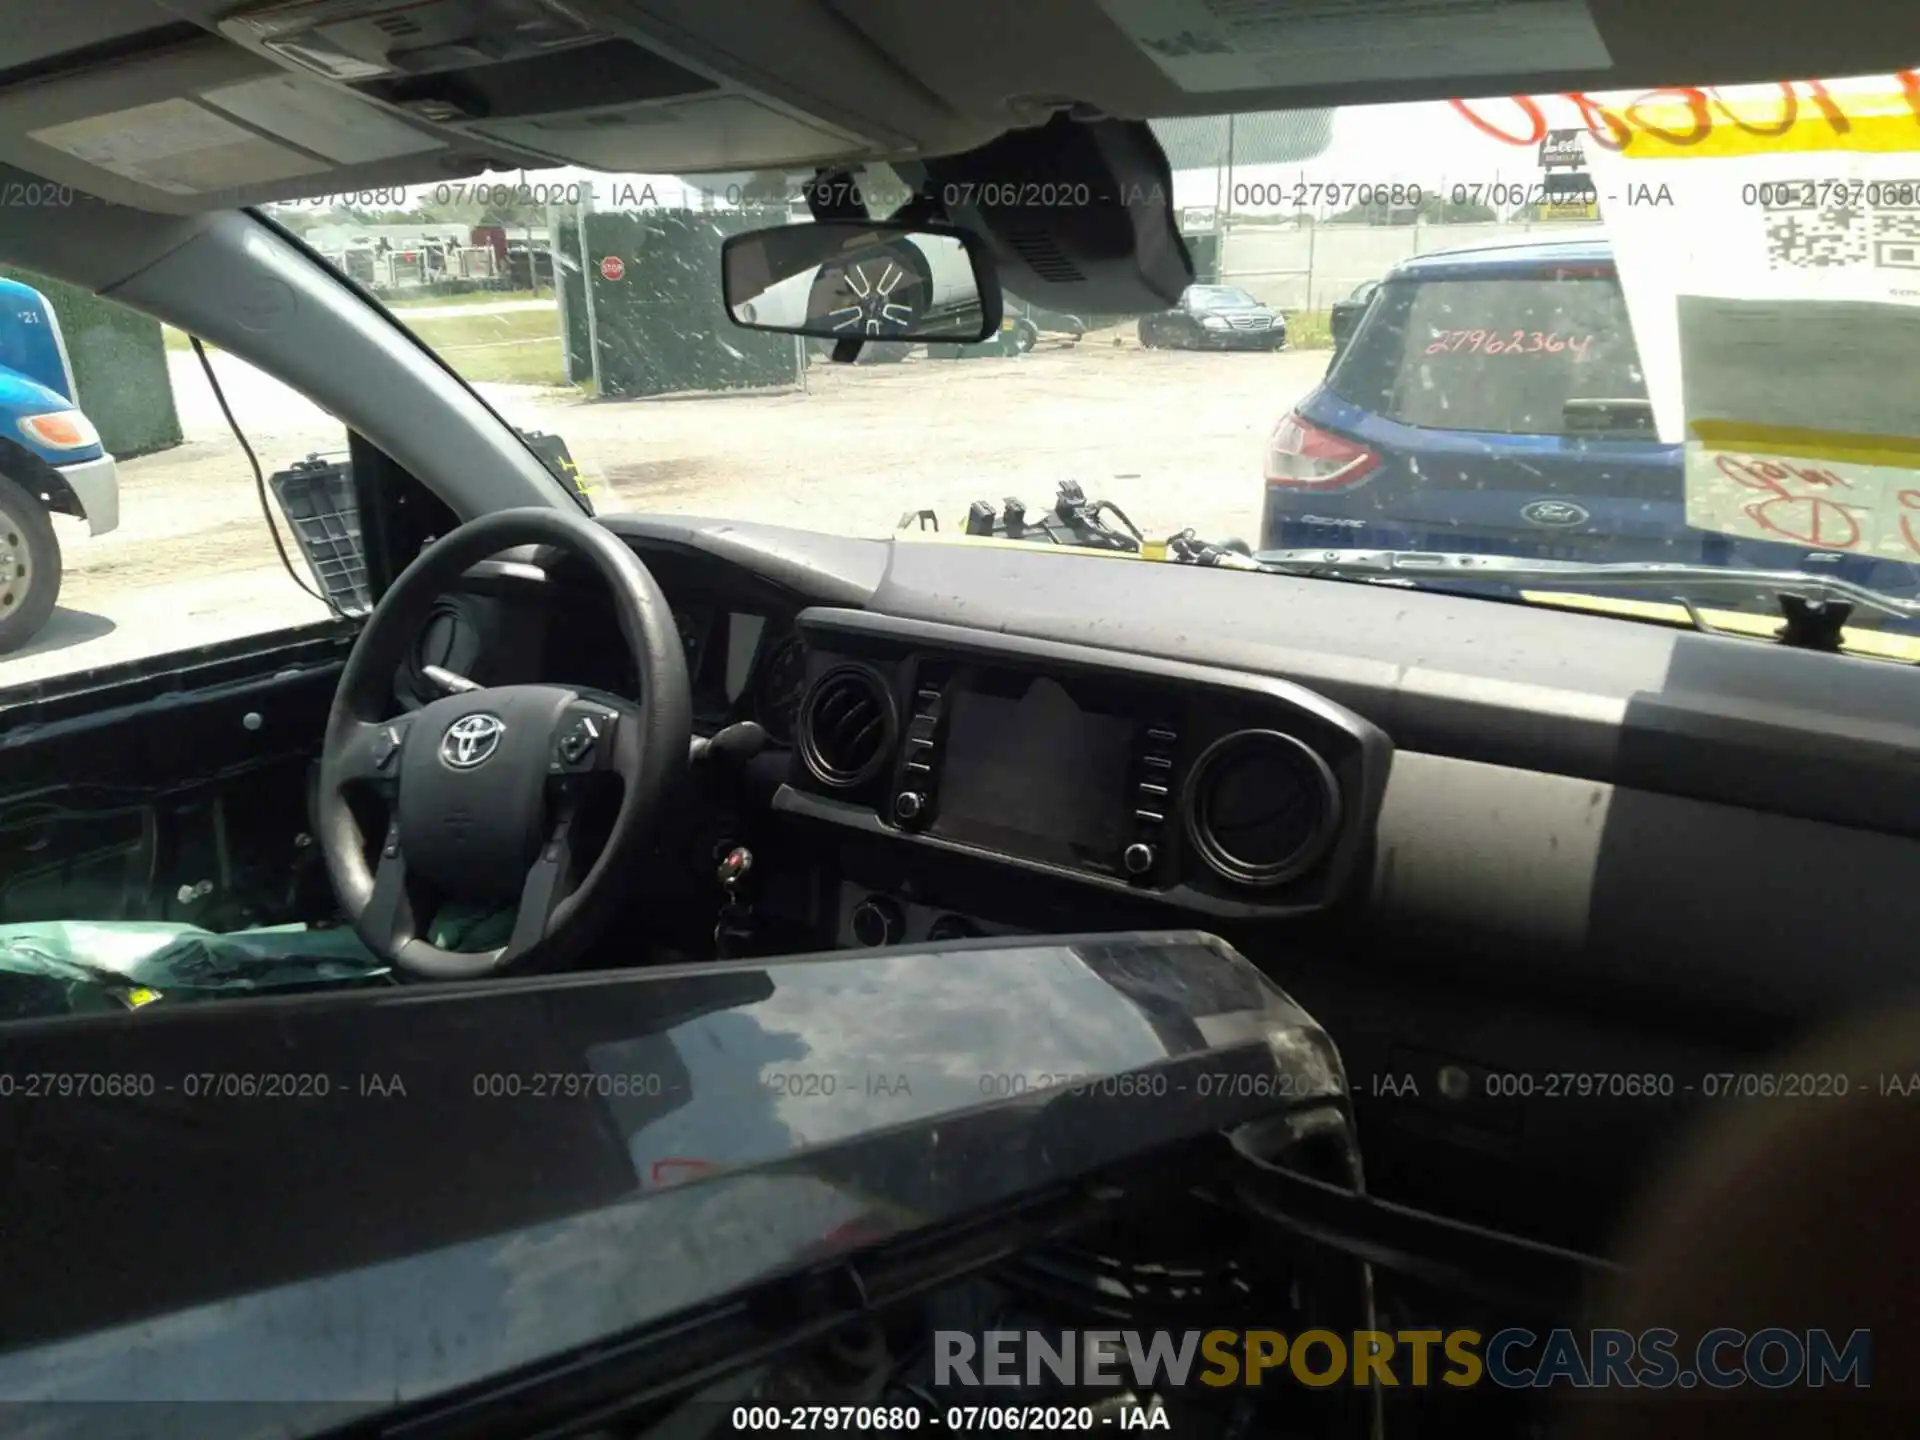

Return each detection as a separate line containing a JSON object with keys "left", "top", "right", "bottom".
{"left": 2, "top": 335, "right": 1332, "bottom": 689}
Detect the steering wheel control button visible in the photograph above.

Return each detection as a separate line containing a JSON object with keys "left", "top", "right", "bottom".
{"left": 893, "top": 790, "right": 927, "bottom": 825}
{"left": 554, "top": 706, "right": 619, "bottom": 772}
{"left": 440, "top": 712, "right": 506, "bottom": 770}
{"left": 372, "top": 721, "right": 409, "bottom": 771}
{"left": 559, "top": 716, "right": 599, "bottom": 765}
{"left": 1123, "top": 841, "right": 1158, "bottom": 877}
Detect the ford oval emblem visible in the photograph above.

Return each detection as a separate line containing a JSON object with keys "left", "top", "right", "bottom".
{"left": 1521, "top": 499, "right": 1591, "bottom": 528}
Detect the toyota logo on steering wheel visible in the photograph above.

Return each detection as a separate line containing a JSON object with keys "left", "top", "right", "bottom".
{"left": 440, "top": 713, "right": 505, "bottom": 769}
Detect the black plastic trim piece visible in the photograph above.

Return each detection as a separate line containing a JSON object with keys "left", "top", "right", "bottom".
{"left": 798, "top": 664, "right": 896, "bottom": 788}
{"left": 1184, "top": 728, "right": 1342, "bottom": 888}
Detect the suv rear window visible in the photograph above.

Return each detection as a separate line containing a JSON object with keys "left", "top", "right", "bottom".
{"left": 1328, "top": 273, "right": 1648, "bottom": 435}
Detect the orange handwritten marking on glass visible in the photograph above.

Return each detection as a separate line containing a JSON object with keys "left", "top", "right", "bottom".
{"left": 1716, "top": 454, "right": 1863, "bottom": 549}
{"left": 1455, "top": 72, "right": 1920, "bottom": 153}
{"left": 1898, "top": 490, "right": 1920, "bottom": 556}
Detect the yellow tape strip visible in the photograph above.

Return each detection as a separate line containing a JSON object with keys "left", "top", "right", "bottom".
{"left": 1618, "top": 91, "right": 1920, "bottom": 159}
{"left": 1688, "top": 421, "right": 1920, "bottom": 469}
{"left": 1522, "top": 591, "right": 1920, "bottom": 661}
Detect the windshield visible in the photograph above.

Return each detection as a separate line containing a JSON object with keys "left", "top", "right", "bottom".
{"left": 16, "top": 73, "right": 1920, "bottom": 696}
{"left": 1189, "top": 286, "right": 1261, "bottom": 307}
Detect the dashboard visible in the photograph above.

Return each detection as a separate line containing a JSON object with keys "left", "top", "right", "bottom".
{"left": 413, "top": 512, "right": 1920, "bottom": 1263}
{"left": 778, "top": 608, "right": 1389, "bottom": 921}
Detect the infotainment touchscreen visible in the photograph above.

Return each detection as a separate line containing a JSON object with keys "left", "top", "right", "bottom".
{"left": 932, "top": 671, "right": 1136, "bottom": 868}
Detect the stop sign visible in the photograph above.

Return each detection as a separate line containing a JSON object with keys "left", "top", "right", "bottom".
{"left": 599, "top": 255, "right": 625, "bottom": 282}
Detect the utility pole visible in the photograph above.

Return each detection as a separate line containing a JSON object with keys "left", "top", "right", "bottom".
{"left": 576, "top": 185, "right": 604, "bottom": 396}
{"left": 1221, "top": 112, "right": 1236, "bottom": 282}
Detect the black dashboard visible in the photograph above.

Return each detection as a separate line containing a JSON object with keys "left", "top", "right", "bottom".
{"left": 418, "top": 512, "right": 1920, "bottom": 1261}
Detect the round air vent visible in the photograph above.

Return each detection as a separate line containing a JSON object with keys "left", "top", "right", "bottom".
{"left": 799, "top": 666, "right": 895, "bottom": 788}
{"left": 1183, "top": 730, "right": 1341, "bottom": 888}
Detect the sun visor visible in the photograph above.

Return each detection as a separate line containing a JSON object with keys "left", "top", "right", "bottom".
{"left": 921, "top": 114, "right": 1194, "bottom": 315}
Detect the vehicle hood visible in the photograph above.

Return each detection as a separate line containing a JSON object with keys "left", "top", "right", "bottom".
{"left": 0, "top": 366, "right": 78, "bottom": 418}
{"left": 0, "top": 931, "right": 1344, "bottom": 1429}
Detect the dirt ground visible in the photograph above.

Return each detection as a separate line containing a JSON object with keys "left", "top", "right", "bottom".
{"left": 4, "top": 334, "right": 1333, "bottom": 687}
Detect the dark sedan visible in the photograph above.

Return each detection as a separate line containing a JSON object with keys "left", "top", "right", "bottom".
{"left": 1138, "top": 284, "right": 1288, "bottom": 350}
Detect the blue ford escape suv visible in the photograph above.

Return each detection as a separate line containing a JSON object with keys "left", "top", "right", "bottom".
{"left": 1261, "top": 237, "right": 1915, "bottom": 595}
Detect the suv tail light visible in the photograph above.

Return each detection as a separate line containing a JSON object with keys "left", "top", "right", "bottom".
{"left": 1265, "top": 414, "right": 1380, "bottom": 489}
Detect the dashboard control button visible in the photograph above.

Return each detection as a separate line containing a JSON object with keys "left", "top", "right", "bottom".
{"left": 908, "top": 714, "right": 939, "bottom": 743}
{"left": 1147, "top": 726, "right": 1179, "bottom": 745}
{"left": 893, "top": 790, "right": 927, "bottom": 824}
{"left": 1142, "top": 754, "right": 1173, "bottom": 771}
{"left": 1139, "top": 780, "right": 1169, "bottom": 800}
{"left": 851, "top": 895, "right": 906, "bottom": 947}
{"left": 1135, "top": 809, "right": 1165, "bottom": 826}
{"left": 1124, "top": 841, "right": 1158, "bottom": 876}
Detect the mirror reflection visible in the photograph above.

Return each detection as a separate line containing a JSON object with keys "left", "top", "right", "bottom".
{"left": 723, "top": 222, "right": 992, "bottom": 342}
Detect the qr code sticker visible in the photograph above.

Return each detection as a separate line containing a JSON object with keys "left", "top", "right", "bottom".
{"left": 1766, "top": 202, "right": 1871, "bottom": 268}
{"left": 1872, "top": 210, "right": 1920, "bottom": 270}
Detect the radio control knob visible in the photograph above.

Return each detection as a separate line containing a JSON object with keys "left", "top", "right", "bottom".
{"left": 893, "top": 790, "right": 927, "bottom": 824}
{"left": 851, "top": 895, "right": 906, "bottom": 947}
{"left": 1123, "top": 841, "right": 1157, "bottom": 877}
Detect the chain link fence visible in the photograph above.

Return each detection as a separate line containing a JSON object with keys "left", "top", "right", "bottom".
{"left": 1219, "top": 214, "right": 1605, "bottom": 312}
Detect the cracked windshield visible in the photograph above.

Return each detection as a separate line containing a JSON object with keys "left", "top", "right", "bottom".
{"left": 7, "top": 72, "right": 1920, "bottom": 687}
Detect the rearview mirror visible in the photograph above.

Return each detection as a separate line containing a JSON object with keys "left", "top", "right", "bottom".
{"left": 722, "top": 221, "right": 1001, "bottom": 344}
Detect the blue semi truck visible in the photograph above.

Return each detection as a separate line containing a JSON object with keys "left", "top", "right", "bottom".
{"left": 0, "top": 276, "right": 119, "bottom": 652}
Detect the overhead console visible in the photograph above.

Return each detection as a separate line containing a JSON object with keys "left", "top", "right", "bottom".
{"left": 776, "top": 609, "right": 1392, "bottom": 919}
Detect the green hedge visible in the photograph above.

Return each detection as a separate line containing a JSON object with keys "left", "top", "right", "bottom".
{"left": 583, "top": 209, "right": 799, "bottom": 398}
{"left": 0, "top": 266, "right": 181, "bottom": 460}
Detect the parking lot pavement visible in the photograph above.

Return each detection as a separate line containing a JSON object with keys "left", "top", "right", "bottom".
{"left": 5, "top": 342, "right": 1332, "bottom": 690}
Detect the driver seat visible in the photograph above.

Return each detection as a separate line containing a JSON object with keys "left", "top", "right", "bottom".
{"left": 1559, "top": 1004, "right": 1920, "bottom": 1438}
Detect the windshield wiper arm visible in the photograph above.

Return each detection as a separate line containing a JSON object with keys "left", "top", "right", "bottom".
{"left": 1251, "top": 547, "right": 1920, "bottom": 631}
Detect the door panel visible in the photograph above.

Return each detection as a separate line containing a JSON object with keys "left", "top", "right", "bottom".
{"left": 0, "top": 626, "right": 352, "bottom": 928}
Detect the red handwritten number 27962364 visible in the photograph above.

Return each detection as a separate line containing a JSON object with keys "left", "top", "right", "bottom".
{"left": 1425, "top": 329, "right": 1593, "bottom": 356}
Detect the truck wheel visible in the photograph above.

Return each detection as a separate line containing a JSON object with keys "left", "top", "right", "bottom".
{"left": 0, "top": 472, "right": 59, "bottom": 652}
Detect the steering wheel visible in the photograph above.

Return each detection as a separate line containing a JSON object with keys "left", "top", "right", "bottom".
{"left": 315, "top": 507, "right": 692, "bottom": 980}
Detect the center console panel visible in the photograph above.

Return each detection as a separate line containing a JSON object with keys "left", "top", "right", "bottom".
{"left": 776, "top": 608, "right": 1393, "bottom": 922}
